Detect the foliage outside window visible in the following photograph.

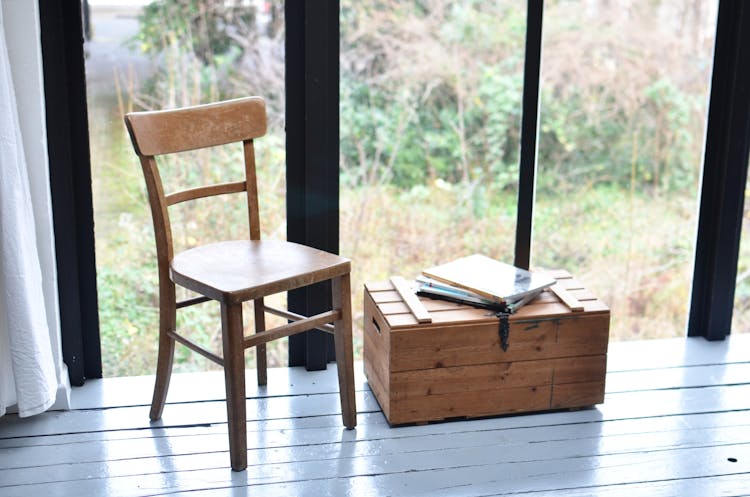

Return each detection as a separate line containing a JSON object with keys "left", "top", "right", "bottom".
{"left": 91, "top": 0, "right": 723, "bottom": 377}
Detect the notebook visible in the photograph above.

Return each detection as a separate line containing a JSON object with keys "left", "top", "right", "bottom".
{"left": 422, "top": 254, "right": 556, "bottom": 303}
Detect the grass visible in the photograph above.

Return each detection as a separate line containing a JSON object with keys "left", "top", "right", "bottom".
{"left": 95, "top": 173, "right": 719, "bottom": 377}
{"left": 341, "top": 181, "right": 701, "bottom": 349}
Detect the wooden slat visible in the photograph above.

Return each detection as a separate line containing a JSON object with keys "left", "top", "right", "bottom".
{"left": 2, "top": 388, "right": 750, "bottom": 495}
{"left": 542, "top": 268, "right": 573, "bottom": 279}
{"left": 377, "top": 301, "right": 411, "bottom": 315}
{"left": 549, "top": 282, "right": 585, "bottom": 311}
{"left": 4, "top": 362, "right": 749, "bottom": 440}
{"left": 390, "top": 356, "right": 607, "bottom": 399}
{"left": 3, "top": 398, "right": 750, "bottom": 471}
{"left": 124, "top": 96, "right": 267, "bottom": 156}
{"left": 4, "top": 442, "right": 748, "bottom": 497}
{"left": 2, "top": 420, "right": 749, "bottom": 495}
{"left": 365, "top": 281, "right": 394, "bottom": 292}
{"left": 551, "top": 380, "right": 606, "bottom": 409}
{"left": 175, "top": 295, "right": 211, "bottom": 309}
{"left": 242, "top": 310, "right": 339, "bottom": 349}
{"left": 376, "top": 293, "right": 607, "bottom": 331}
{"left": 0, "top": 391, "right": 381, "bottom": 440}
{"left": 389, "top": 276, "right": 432, "bottom": 323}
{"left": 557, "top": 277, "right": 585, "bottom": 291}
{"left": 165, "top": 181, "right": 247, "bottom": 206}
{"left": 384, "top": 306, "right": 491, "bottom": 328}
{"left": 568, "top": 288, "right": 597, "bottom": 301}
{"left": 263, "top": 305, "right": 334, "bottom": 333}
{"left": 390, "top": 385, "right": 553, "bottom": 424}
{"left": 2, "top": 404, "right": 749, "bottom": 457}
{"left": 384, "top": 314, "right": 610, "bottom": 372}
{"left": 167, "top": 330, "right": 224, "bottom": 366}
{"left": 369, "top": 289, "right": 403, "bottom": 304}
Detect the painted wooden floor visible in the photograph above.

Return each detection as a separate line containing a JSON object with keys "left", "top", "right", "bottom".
{"left": 1, "top": 335, "right": 750, "bottom": 496}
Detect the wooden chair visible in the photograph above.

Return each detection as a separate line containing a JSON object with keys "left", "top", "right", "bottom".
{"left": 123, "top": 96, "right": 356, "bottom": 471}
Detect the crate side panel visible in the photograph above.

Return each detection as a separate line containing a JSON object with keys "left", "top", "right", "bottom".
{"left": 389, "top": 320, "right": 558, "bottom": 372}
{"left": 389, "top": 385, "right": 552, "bottom": 425}
{"left": 362, "top": 291, "right": 392, "bottom": 419}
{"left": 389, "top": 314, "right": 609, "bottom": 372}
{"left": 555, "top": 315, "right": 610, "bottom": 356}
{"left": 390, "top": 355, "right": 606, "bottom": 401}
{"left": 552, "top": 354, "right": 607, "bottom": 384}
{"left": 551, "top": 380, "right": 606, "bottom": 409}
{"left": 390, "top": 360, "right": 555, "bottom": 399}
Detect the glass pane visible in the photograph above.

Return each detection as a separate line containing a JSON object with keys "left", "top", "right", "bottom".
{"left": 733, "top": 161, "right": 750, "bottom": 334}
{"left": 340, "top": 1, "right": 527, "bottom": 356}
{"left": 535, "top": 0, "right": 716, "bottom": 341}
{"left": 86, "top": 1, "right": 286, "bottom": 376}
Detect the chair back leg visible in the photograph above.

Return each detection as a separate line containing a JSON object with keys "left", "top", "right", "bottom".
{"left": 332, "top": 274, "right": 357, "bottom": 429}
{"left": 253, "top": 298, "right": 268, "bottom": 386}
{"left": 221, "top": 301, "right": 249, "bottom": 471}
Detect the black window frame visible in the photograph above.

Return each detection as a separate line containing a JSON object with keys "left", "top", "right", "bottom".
{"left": 39, "top": 0, "right": 101, "bottom": 385}
{"left": 285, "top": 0, "right": 341, "bottom": 369}
{"left": 687, "top": 0, "right": 750, "bottom": 340}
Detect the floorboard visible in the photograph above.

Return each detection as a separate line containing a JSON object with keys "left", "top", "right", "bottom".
{"left": 1, "top": 335, "right": 749, "bottom": 496}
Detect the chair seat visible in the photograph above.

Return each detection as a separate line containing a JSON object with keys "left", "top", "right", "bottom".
{"left": 170, "top": 239, "right": 350, "bottom": 304}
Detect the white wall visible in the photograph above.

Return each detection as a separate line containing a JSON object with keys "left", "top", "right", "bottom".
{"left": 1, "top": 0, "right": 70, "bottom": 410}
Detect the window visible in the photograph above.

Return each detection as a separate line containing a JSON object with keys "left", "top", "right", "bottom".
{"left": 535, "top": 0, "right": 717, "bottom": 340}
{"left": 86, "top": 1, "right": 288, "bottom": 376}
{"left": 733, "top": 157, "right": 750, "bottom": 334}
{"left": 340, "top": 1, "right": 526, "bottom": 355}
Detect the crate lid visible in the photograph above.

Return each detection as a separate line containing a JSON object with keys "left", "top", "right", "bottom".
{"left": 365, "top": 270, "right": 609, "bottom": 330}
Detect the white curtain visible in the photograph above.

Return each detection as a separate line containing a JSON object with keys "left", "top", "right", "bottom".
{"left": 0, "top": 3, "right": 70, "bottom": 417}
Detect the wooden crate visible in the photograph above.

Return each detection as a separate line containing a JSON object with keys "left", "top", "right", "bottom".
{"left": 363, "top": 270, "right": 610, "bottom": 425}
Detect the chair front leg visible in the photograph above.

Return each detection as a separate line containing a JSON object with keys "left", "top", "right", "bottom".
{"left": 150, "top": 279, "right": 176, "bottom": 421}
{"left": 332, "top": 273, "right": 357, "bottom": 429}
{"left": 220, "top": 301, "right": 248, "bottom": 471}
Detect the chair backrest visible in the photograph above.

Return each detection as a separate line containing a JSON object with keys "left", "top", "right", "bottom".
{"left": 124, "top": 96, "right": 267, "bottom": 268}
